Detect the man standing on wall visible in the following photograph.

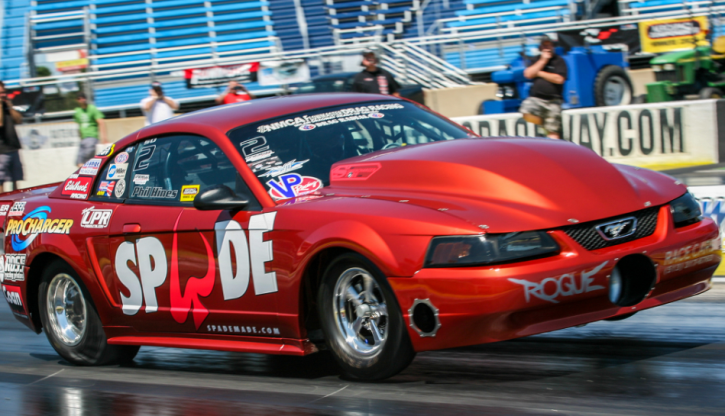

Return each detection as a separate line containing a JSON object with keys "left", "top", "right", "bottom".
{"left": 0, "top": 81, "right": 24, "bottom": 191}
{"left": 140, "top": 82, "right": 179, "bottom": 126}
{"left": 74, "top": 92, "right": 107, "bottom": 167}
{"left": 352, "top": 50, "right": 401, "bottom": 97}
{"left": 521, "top": 36, "right": 568, "bottom": 139}
{"left": 215, "top": 80, "right": 255, "bottom": 105}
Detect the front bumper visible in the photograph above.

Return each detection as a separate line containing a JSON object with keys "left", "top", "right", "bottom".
{"left": 389, "top": 205, "right": 720, "bottom": 352}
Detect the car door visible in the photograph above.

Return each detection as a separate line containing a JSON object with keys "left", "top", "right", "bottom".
{"left": 102, "top": 135, "right": 280, "bottom": 337}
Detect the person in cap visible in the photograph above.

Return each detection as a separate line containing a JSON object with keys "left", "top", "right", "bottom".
{"left": 74, "top": 92, "right": 107, "bottom": 167}
{"left": 521, "top": 36, "right": 568, "bottom": 139}
{"left": 351, "top": 50, "right": 401, "bottom": 97}
{"left": 140, "top": 82, "right": 179, "bottom": 126}
{"left": 0, "top": 81, "right": 24, "bottom": 191}
{"left": 215, "top": 80, "right": 255, "bottom": 105}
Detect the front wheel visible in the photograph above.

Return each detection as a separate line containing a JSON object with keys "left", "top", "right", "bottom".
{"left": 38, "top": 260, "right": 140, "bottom": 365}
{"left": 318, "top": 253, "right": 415, "bottom": 380}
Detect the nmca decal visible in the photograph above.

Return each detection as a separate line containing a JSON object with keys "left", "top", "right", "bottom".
{"left": 5, "top": 206, "right": 74, "bottom": 251}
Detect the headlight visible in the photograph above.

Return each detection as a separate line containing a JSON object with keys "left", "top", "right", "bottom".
{"left": 663, "top": 63, "right": 675, "bottom": 71}
{"left": 425, "top": 231, "right": 560, "bottom": 267}
{"left": 652, "top": 65, "right": 662, "bottom": 72}
{"left": 670, "top": 192, "right": 702, "bottom": 227}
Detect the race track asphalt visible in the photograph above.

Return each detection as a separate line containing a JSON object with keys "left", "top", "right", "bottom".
{"left": 0, "top": 282, "right": 723, "bottom": 416}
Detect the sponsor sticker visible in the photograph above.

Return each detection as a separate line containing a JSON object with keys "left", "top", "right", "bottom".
{"left": 133, "top": 174, "right": 149, "bottom": 185}
{"left": 0, "top": 256, "right": 4, "bottom": 282}
{"left": 259, "top": 159, "right": 308, "bottom": 178}
{"left": 3, "top": 284, "right": 26, "bottom": 317}
{"left": 144, "top": 138, "right": 156, "bottom": 144}
{"left": 8, "top": 202, "right": 25, "bottom": 217}
{"left": 107, "top": 163, "right": 128, "bottom": 180}
{"left": 80, "top": 158, "right": 102, "bottom": 176}
{"left": 266, "top": 173, "right": 322, "bottom": 200}
{"left": 5, "top": 206, "right": 73, "bottom": 251}
{"left": 369, "top": 112, "right": 384, "bottom": 118}
{"left": 97, "top": 144, "right": 114, "bottom": 157}
{"left": 81, "top": 206, "right": 113, "bottom": 229}
{"left": 131, "top": 186, "right": 178, "bottom": 199}
{"left": 180, "top": 185, "right": 200, "bottom": 202}
{"left": 114, "top": 152, "right": 130, "bottom": 164}
{"left": 61, "top": 177, "right": 93, "bottom": 199}
{"left": 3, "top": 254, "right": 26, "bottom": 282}
{"left": 0, "top": 204, "right": 10, "bottom": 216}
{"left": 256, "top": 103, "right": 405, "bottom": 133}
{"left": 98, "top": 181, "right": 115, "bottom": 197}
{"left": 115, "top": 179, "right": 126, "bottom": 198}
{"left": 299, "top": 124, "right": 315, "bottom": 131}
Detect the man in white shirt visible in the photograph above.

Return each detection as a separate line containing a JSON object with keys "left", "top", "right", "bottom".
{"left": 140, "top": 82, "right": 179, "bottom": 126}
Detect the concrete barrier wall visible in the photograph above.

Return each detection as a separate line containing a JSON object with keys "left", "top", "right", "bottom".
{"left": 424, "top": 84, "right": 498, "bottom": 118}
{"left": 453, "top": 99, "right": 723, "bottom": 170}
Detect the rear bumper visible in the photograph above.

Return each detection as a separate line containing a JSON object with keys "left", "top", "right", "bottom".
{"left": 390, "top": 206, "right": 720, "bottom": 352}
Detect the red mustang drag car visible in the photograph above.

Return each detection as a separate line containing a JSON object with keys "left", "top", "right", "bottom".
{"left": 0, "top": 94, "right": 719, "bottom": 380}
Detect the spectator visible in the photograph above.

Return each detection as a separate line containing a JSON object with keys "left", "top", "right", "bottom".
{"left": 521, "top": 36, "right": 568, "bottom": 139}
{"left": 0, "top": 81, "right": 24, "bottom": 191}
{"left": 74, "top": 92, "right": 107, "bottom": 167}
{"left": 140, "top": 82, "right": 179, "bottom": 126}
{"left": 215, "top": 80, "right": 255, "bottom": 105}
{"left": 352, "top": 50, "right": 401, "bottom": 97}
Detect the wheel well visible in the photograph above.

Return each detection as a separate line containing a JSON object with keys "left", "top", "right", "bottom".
{"left": 300, "top": 247, "right": 354, "bottom": 342}
{"left": 25, "top": 252, "right": 65, "bottom": 332}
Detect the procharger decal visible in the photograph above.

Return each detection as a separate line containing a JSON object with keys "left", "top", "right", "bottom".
{"left": 0, "top": 204, "right": 9, "bottom": 216}
{"left": 266, "top": 173, "right": 322, "bottom": 200}
{"left": 5, "top": 206, "right": 74, "bottom": 251}
{"left": 97, "top": 144, "right": 115, "bottom": 157}
{"left": 3, "top": 254, "right": 26, "bottom": 282}
{"left": 3, "top": 284, "right": 27, "bottom": 318}
{"left": 79, "top": 158, "right": 102, "bottom": 175}
{"left": 81, "top": 206, "right": 113, "bottom": 229}
{"left": 256, "top": 103, "right": 405, "bottom": 133}
{"left": 98, "top": 181, "right": 115, "bottom": 197}
{"left": 114, "top": 152, "right": 130, "bottom": 164}
{"left": 180, "top": 185, "right": 200, "bottom": 202}
{"left": 61, "top": 177, "right": 93, "bottom": 199}
{"left": 107, "top": 163, "right": 128, "bottom": 180}
{"left": 8, "top": 202, "right": 25, "bottom": 217}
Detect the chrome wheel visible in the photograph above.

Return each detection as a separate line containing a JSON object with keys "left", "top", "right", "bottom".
{"left": 603, "top": 75, "right": 631, "bottom": 106}
{"left": 333, "top": 267, "right": 388, "bottom": 357}
{"left": 46, "top": 273, "right": 87, "bottom": 346}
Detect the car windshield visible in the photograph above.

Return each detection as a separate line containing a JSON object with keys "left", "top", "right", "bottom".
{"left": 227, "top": 101, "right": 475, "bottom": 200}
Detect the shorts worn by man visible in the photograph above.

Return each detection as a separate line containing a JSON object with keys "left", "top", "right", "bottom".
{"left": 521, "top": 37, "right": 568, "bottom": 139}
{"left": 73, "top": 92, "right": 107, "bottom": 167}
{"left": 0, "top": 81, "right": 23, "bottom": 190}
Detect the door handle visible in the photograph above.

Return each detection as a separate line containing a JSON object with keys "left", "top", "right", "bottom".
{"left": 123, "top": 224, "right": 142, "bottom": 234}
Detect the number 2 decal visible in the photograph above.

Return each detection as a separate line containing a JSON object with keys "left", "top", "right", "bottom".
{"left": 240, "top": 136, "right": 269, "bottom": 158}
{"left": 135, "top": 145, "right": 156, "bottom": 171}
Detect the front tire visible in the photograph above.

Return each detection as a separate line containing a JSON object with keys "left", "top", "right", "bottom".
{"left": 594, "top": 66, "right": 633, "bottom": 107}
{"left": 38, "top": 260, "right": 139, "bottom": 365}
{"left": 318, "top": 253, "right": 415, "bottom": 380}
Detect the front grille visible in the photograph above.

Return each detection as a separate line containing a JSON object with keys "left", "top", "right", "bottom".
{"left": 562, "top": 207, "right": 660, "bottom": 250}
{"left": 655, "top": 70, "right": 678, "bottom": 83}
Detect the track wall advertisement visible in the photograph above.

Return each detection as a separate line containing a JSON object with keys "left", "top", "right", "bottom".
{"left": 453, "top": 99, "right": 722, "bottom": 169}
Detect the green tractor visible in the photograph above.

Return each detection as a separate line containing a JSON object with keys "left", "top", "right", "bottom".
{"left": 644, "top": 37, "right": 725, "bottom": 102}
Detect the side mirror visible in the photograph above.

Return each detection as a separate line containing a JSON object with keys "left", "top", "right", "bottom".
{"left": 193, "top": 185, "right": 249, "bottom": 211}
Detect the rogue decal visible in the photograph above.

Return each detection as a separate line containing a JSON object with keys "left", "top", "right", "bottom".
{"left": 508, "top": 261, "right": 608, "bottom": 304}
{"left": 5, "top": 206, "right": 73, "bottom": 251}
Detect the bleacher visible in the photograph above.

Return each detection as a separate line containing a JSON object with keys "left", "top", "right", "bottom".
{"left": 327, "top": 0, "right": 420, "bottom": 41}
{"left": 1, "top": 0, "right": 31, "bottom": 81}
{"left": 269, "top": 0, "right": 334, "bottom": 50}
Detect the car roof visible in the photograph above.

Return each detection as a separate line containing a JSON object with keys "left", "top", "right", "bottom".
{"left": 138, "top": 93, "right": 400, "bottom": 138}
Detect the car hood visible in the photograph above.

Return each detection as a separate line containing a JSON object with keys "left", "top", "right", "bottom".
{"left": 325, "top": 138, "right": 685, "bottom": 233}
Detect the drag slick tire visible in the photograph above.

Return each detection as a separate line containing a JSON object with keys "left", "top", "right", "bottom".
{"left": 318, "top": 253, "right": 415, "bottom": 381}
{"left": 38, "top": 260, "right": 139, "bottom": 365}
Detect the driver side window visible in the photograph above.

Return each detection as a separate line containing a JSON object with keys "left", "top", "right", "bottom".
{"left": 126, "top": 134, "right": 259, "bottom": 209}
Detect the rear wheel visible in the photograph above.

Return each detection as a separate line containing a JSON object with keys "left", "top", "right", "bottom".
{"left": 318, "top": 253, "right": 415, "bottom": 381}
{"left": 38, "top": 260, "right": 139, "bottom": 365}
{"left": 699, "top": 87, "right": 723, "bottom": 99}
{"left": 594, "top": 66, "right": 633, "bottom": 107}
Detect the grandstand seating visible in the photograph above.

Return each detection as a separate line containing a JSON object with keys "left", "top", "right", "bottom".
{"left": 1, "top": 0, "right": 31, "bottom": 81}
{"left": 326, "top": 0, "right": 420, "bottom": 41}
{"left": 270, "top": 0, "right": 334, "bottom": 50}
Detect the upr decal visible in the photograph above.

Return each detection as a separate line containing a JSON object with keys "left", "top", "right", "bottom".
{"left": 5, "top": 206, "right": 73, "bottom": 251}
{"left": 508, "top": 261, "right": 608, "bottom": 304}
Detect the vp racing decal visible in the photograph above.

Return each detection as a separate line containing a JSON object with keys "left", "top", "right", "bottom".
{"left": 266, "top": 173, "right": 322, "bottom": 200}
{"left": 5, "top": 206, "right": 74, "bottom": 251}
